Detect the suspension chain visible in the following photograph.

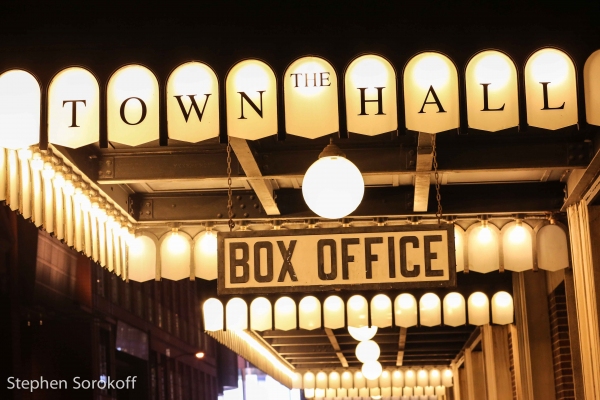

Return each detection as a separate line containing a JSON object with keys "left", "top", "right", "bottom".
{"left": 226, "top": 137, "right": 235, "bottom": 231}
{"left": 432, "top": 133, "right": 443, "bottom": 226}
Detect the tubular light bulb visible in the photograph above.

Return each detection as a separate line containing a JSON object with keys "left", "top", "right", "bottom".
{"left": 348, "top": 325, "right": 378, "bottom": 341}
{"left": 31, "top": 153, "right": 43, "bottom": 170}
{"left": 42, "top": 162, "right": 55, "bottom": 179}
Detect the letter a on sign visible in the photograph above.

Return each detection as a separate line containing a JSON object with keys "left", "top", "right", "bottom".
{"left": 107, "top": 64, "right": 159, "bottom": 146}
{"left": 404, "top": 52, "right": 459, "bottom": 134}
{"left": 525, "top": 48, "right": 577, "bottom": 130}
{"left": 226, "top": 59, "right": 277, "bottom": 140}
{"left": 48, "top": 67, "right": 100, "bottom": 148}
{"left": 167, "top": 62, "right": 219, "bottom": 143}
{"left": 345, "top": 54, "right": 398, "bottom": 136}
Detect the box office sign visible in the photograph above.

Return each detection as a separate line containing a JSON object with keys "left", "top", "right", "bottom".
{"left": 217, "top": 225, "right": 455, "bottom": 294}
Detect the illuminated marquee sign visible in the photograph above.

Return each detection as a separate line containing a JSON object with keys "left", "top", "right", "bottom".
{"left": 217, "top": 225, "right": 455, "bottom": 294}
{"left": 0, "top": 47, "right": 597, "bottom": 150}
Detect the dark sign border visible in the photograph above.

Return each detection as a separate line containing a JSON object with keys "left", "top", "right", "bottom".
{"left": 217, "top": 224, "right": 456, "bottom": 295}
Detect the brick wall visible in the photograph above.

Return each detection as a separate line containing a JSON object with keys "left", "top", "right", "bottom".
{"left": 548, "top": 282, "right": 575, "bottom": 400}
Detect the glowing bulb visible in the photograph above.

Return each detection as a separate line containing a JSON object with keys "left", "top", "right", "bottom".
{"left": 63, "top": 180, "right": 75, "bottom": 195}
{"left": 302, "top": 155, "right": 364, "bottom": 219}
{"left": 412, "top": 54, "right": 451, "bottom": 90}
{"left": 166, "top": 231, "right": 187, "bottom": 254}
{"left": 348, "top": 326, "right": 378, "bottom": 341}
{"left": 31, "top": 153, "right": 43, "bottom": 170}
{"left": 509, "top": 222, "right": 526, "bottom": 243}
{"left": 361, "top": 360, "right": 383, "bottom": 380}
{"left": 445, "top": 292, "right": 463, "bottom": 308}
{"left": 471, "top": 292, "right": 488, "bottom": 307}
{"left": 494, "top": 291, "right": 512, "bottom": 307}
{"left": 53, "top": 172, "right": 65, "bottom": 188}
{"left": 195, "top": 351, "right": 205, "bottom": 359}
{"left": 478, "top": 225, "right": 492, "bottom": 243}
{"left": 17, "top": 148, "right": 32, "bottom": 160}
{"left": 41, "top": 163, "right": 55, "bottom": 179}
{"left": 421, "top": 293, "right": 439, "bottom": 310}
{"left": 324, "top": 296, "right": 342, "bottom": 311}
{"left": 129, "top": 236, "right": 145, "bottom": 256}
{"left": 474, "top": 53, "right": 512, "bottom": 90}
{"left": 355, "top": 340, "right": 380, "bottom": 363}
{"left": 398, "top": 293, "right": 415, "bottom": 309}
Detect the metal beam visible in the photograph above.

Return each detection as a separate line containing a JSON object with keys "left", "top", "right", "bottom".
{"left": 414, "top": 133, "right": 434, "bottom": 212}
{"left": 95, "top": 132, "right": 592, "bottom": 183}
{"left": 229, "top": 137, "right": 280, "bottom": 216}
{"left": 324, "top": 328, "right": 349, "bottom": 368}
{"left": 130, "top": 182, "right": 566, "bottom": 221}
{"left": 562, "top": 147, "right": 600, "bottom": 210}
{"left": 397, "top": 327, "right": 407, "bottom": 366}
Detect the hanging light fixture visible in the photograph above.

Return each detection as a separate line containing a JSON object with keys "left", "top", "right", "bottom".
{"left": 302, "top": 138, "right": 364, "bottom": 219}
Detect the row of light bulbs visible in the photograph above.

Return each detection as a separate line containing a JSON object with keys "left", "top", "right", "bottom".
{"left": 296, "top": 368, "right": 452, "bottom": 397}
{"left": 2, "top": 146, "right": 135, "bottom": 275}
{"left": 202, "top": 291, "right": 514, "bottom": 332}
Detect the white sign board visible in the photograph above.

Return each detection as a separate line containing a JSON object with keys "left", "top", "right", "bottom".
{"left": 218, "top": 225, "right": 455, "bottom": 294}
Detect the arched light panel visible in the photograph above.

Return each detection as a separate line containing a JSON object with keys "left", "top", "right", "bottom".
{"left": 160, "top": 230, "right": 192, "bottom": 281}
{"left": 225, "top": 297, "right": 248, "bottom": 330}
{"left": 347, "top": 295, "right": 369, "bottom": 328}
{"left": 404, "top": 52, "right": 459, "bottom": 133}
{"left": 370, "top": 294, "right": 392, "bottom": 328}
{"left": 468, "top": 292, "right": 490, "bottom": 325}
{"left": 0, "top": 70, "right": 41, "bottom": 150}
{"left": 284, "top": 56, "right": 339, "bottom": 138}
{"left": 48, "top": 67, "right": 100, "bottom": 148}
{"left": 525, "top": 48, "right": 577, "bottom": 130}
{"left": 250, "top": 297, "right": 272, "bottom": 331}
{"left": 323, "top": 295, "right": 345, "bottom": 329}
{"left": 166, "top": 61, "right": 219, "bottom": 143}
{"left": 226, "top": 59, "right": 277, "bottom": 140}
{"left": 194, "top": 230, "right": 218, "bottom": 280}
{"left": 467, "top": 221, "right": 501, "bottom": 273}
{"left": 465, "top": 50, "right": 519, "bottom": 132}
{"left": 128, "top": 232, "right": 159, "bottom": 282}
{"left": 107, "top": 64, "right": 160, "bottom": 146}
{"left": 274, "top": 296, "right": 297, "bottom": 331}
{"left": 299, "top": 296, "right": 321, "bottom": 330}
{"left": 501, "top": 220, "right": 534, "bottom": 272}
{"left": 537, "top": 223, "right": 570, "bottom": 271}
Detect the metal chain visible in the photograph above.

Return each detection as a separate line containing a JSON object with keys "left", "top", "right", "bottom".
{"left": 226, "top": 137, "right": 235, "bottom": 231}
{"left": 432, "top": 133, "right": 443, "bottom": 226}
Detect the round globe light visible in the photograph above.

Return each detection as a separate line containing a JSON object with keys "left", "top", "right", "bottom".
{"left": 302, "top": 141, "right": 364, "bottom": 219}
{"left": 361, "top": 360, "right": 383, "bottom": 380}
{"left": 355, "top": 340, "right": 380, "bottom": 363}
{"left": 348, "top": 325, "right": 378, "bottom": 341}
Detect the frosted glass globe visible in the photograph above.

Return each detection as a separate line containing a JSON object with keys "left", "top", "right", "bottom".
{"left": 348, "top": 326, "right": 378, "bottom": 341}
{"left": 302, "top": 156, "right": 364, "bottom": 219}
{"left": 355, "top": 340, "right": 380, "bottom": 363}
{"left": 361, "top": 360, "right": 383, "bottom": 380}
